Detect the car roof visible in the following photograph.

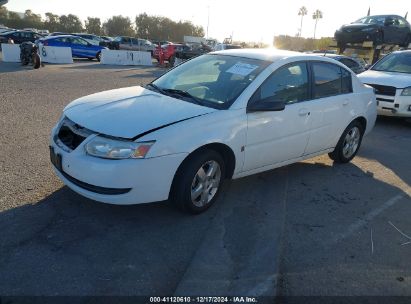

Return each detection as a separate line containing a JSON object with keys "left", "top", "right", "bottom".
{"left": 359, "top": 14, "right": 403, "bottom": 19}
{"left": 211, "top": 48, "right": 306, "bottom": 62}
{"left": 42, "top": 35, "right": 76, "bottom": 40}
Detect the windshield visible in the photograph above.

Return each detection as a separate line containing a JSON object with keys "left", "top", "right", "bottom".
{"left": 355, "top": 16, "right": 386, "bottom": 25}
{"left": 151, "top": 54, "right": 270, "bottom": 109}
{"left": 372, "top": 52, "right": 411, "bottom": 74}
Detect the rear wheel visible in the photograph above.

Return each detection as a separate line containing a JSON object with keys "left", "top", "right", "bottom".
{"left": 32, "top": 53, "right": 41, "bottom": 69}
{"left": 329, "top": 121, "right": 364, "bottom": 163}
{"left": 171, "top": 149, "right": 225, "bottom": 214}
{"left": 403, "top": 34, "right": 411, "bottom": 47}
{"left": 96, "top": 52, "right": 101, "bottom": 62}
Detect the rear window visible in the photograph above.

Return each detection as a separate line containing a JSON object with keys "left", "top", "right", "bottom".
{"left": 313, "top": 62, "right": 353, "bottom": 98}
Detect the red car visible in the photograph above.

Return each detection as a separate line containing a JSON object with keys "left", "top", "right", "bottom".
{"left": 154, "top": 43, "right": 188, "bottom": 64}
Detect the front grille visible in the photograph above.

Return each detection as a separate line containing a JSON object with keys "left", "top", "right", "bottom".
{"left": 366, "top": 84, "right": 397, "bottom": 96}
{"left": 57, "top": 125, "right": 87, "bottom": 150}
{"left": 55, "top": 118, "right": 93, "bottom": 151}
{"left": 376, "top": 97, "right": 394, "bottom": 103}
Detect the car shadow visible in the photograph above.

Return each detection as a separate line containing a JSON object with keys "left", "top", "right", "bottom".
{"left": 0, "top": 159, "right": 410, "bottom": 296}
{"left": 359, "top": 116, "right": 411, "bottom": 186}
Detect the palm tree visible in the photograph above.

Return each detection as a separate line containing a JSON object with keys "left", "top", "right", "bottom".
{"left": 312, "top": 9, "right": 323, "bottom": 39}
{"left": 298, "top": 6, "right": 308, "bottom": 37}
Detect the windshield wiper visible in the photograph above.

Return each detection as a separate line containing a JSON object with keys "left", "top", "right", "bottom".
{"left": 145, "top": 83, "right": 167, "bottom": 95}
{"left": 163, "top": 88, "right": 205, "bottom": 106}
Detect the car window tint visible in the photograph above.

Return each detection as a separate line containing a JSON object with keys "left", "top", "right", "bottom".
{"left": 131, "top": 38, "right": 138, "bottom": 44}
{"left": 313, "top": 62, "right": 352, "bottom": 98}
{"left": 340, "top": 58, "right": 357, "bottom": 69}
{"left": 397, "top": 17, "right": 408, "bottom": 27}
{"left": 72, "top": 37, "right": 88, "bottom": 45}
{"left": 123, "top": 37, "right": 131, "bottom": 43}
{"left": 259, "top": 62, "right": 309, "bottom": 104}
{"left": 341, "top": 68, "right": 353, "bottom": 94}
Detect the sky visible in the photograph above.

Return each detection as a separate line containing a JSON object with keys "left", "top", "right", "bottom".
{"left": 4, "top": 0, "right": 411, "bottom": 44}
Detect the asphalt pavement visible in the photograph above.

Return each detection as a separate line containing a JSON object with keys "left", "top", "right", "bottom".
{"left": 0, "top": 59, "right": 411, "bottom": 300}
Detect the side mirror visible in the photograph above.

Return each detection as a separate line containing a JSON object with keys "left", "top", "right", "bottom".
{"left": 247, "top": 96, "right": 286, "bottom": 112}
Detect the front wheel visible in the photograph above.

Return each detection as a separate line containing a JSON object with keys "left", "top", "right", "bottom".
{"left": 171, "top": 149, "right": 225, "bottom": 214}
{"left": 96, "top": 52, "right": 101, "bottom": 62}
{"left": 32, "top": 53, "right": 41, "bottom": 69}
{"left": 329, "top": 121, "right": 364, "bottom": 163}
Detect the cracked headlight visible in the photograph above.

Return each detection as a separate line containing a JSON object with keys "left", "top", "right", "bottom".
{"left": 401, "top": 87, "right": 411, "bottom": 96}
{"left": 85, "top": 136, "right": 155, "bottom": 159}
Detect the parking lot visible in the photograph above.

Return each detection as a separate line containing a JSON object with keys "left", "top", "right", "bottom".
{"left": 1, "top": 58, "right": 411, "bottom": 298}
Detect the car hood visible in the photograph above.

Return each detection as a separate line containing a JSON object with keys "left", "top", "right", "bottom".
{"left": 358, "top": 70, "right": 411, "bottom": 88}
{"left": 63, "top": 86, "right": 217, "bottom": 139}
{"left": 340, "top": 23, "right": 378, "bottom": 31}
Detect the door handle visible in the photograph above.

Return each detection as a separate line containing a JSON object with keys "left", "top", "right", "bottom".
{"left": 342, "top": 99, "right": 349, "bottom": 106}
{"left": 299, "top": 109, "right": 310, "bottom": 116}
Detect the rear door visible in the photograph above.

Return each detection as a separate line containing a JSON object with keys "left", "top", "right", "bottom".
{"left": 396, "top": 17, "right": 411, "bottom": 44}
{"left": 120, "top": 37, "right": 132, "bottom": 50}
{"left": 303, "top": 62, "right": 353, "bottom": 154}
{"left": 70, "top": 37, "right": 93, "bottom": 58}
{"left": 244, "top": 62, "right": 313, "bottom": 171}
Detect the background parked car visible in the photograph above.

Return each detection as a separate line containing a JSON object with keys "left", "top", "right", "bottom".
{"left": 113, "top": 36, "right": 155, "bottom": 54}
{"left": 335, "top": 14, "right": 411, "bottom": 48}
{"left": 319, "top": 54, "right": 366, "bottom": 74}
{"left": 0, "top": 30, "right": 43, "bottom": 45}
{"left": 359, "top": 50, "right": 411, "bottom": 117}
{"left": 154, "top": 43, "right": 189, "bottom": 64}
{"left": 38, "top": 35, "right": 106, "bottom": 61}
{"left": 72, "top": 33, "right": 102, "bottom": 46}
{"left": 213, "top": 43, "right": 243, "bottom": 51}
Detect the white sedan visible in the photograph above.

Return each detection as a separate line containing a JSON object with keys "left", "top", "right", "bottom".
{"left": 50, "top": 49, "right": 377, "bottom": 213}
{"left": 359, "top": 50, "right": 411, "bottom": 117}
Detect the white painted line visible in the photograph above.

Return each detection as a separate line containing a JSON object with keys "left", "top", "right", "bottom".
{"left": 388, "top": 221, "right": 411, "bottom": 240}
{"left": 332, "top": 192, "right": 408, "bottom": 243}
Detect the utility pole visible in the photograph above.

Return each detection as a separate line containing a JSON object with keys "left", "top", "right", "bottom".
{"left": 206, "top": 6, "right": 210, "bottom": 39}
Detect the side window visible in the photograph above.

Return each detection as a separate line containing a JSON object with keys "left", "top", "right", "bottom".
{"left": 340, "top": 58, "right": 357, "bottom": 69}
{"left": 122, "top": 37, "right": 131, "bottom": 44}
{"left": 312, "top": 62, "right": 352, "bottom": 98}
{"left": 397, "top": 17, "right": 408, "bottom": 28}
{"left": 257, "top": 62, "right": 309, "bottom": 104}
{"left": 341, "top": 68, "right": 352, "bottom": 94}
{"left": 131, "top": 38, "right": 139, "bottom": 45}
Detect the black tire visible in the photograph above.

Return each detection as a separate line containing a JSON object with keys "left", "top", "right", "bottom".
{"left": 329, "top": 120, "right": 364, "bottom": 163}
{"left": 169, "top": 55, "right": 175, "bottom": 66}
{"left": 403, "top": 34, "right": 411, "bottom": 48}
{"left": 32, "top": 53, "right": 41, "bottom": 69}
{"left": 96, "top": 52, "right": 101, "bottom": 62}
{"left": 170, "top": 149, "right": 225, "bottom": 214}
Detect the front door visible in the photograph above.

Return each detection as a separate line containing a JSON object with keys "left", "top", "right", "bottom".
{"left": 243, "top": 62, "right": 312, "bottom": 171}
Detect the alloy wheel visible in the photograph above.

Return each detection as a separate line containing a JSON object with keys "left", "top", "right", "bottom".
{"left": 190, "top": 160, "right": 222, "bottom": 207}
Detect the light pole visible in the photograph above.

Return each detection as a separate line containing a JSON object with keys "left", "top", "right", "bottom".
{"left": 206, "top": 6, "right": 210, "bottom": 39}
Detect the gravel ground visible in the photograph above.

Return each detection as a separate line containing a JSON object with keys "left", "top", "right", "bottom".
{"left": 1, "top": 58, "right": 411, "bottom": 300}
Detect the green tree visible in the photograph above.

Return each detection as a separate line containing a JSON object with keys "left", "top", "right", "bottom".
{"left": 44, "top": 12, "right": 60, "bottom": 32}
{"left": 23, "top": 9, "right": 42, "bottom": 29}
{"left": 59, "top": 14, "right": 83, "bottom": 33}
{"left": 85, "top": 17, "right": 102, "bottom": 35}
{"left": 5, "top": 11, "right": 22, "bottom": 28}
{"left": 103, "top": 15, "right": 135, "bottom": 36}
{"left": 0, "top": 6, "right": 8, "bottom": 24}
{"left": 312, "top": 9, "right": 323, "bottom": 39}
{"left": 135, "top": 13, "right": 204, "bottom": 41}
